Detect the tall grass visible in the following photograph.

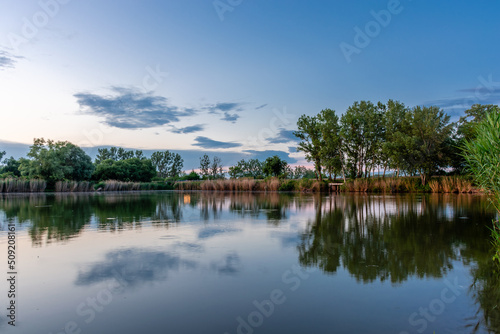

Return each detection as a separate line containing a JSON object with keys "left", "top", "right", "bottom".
{"left": 174, "top": 178, "right": 326, "bottom": 192}
{"left": 0, "top": 178, "right": 46, "bottom": 193}
{"left": 342, "top": 176, "right": 476, "bottom": 193}
{"left": 94, "top": 180, "right": 173, "bottom": 192}
{"left": 55, "top": 181, "right": 93, "bottom": 192}
{"left": 428, "top": 179, "right": 440, "bottom": 193}
{"left": 463, "top": 110, "right": 500, "bottom": 265}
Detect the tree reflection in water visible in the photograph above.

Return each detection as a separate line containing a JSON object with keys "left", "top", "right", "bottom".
{"left": 298, "top": 194, "right": 499, "bottom": 332}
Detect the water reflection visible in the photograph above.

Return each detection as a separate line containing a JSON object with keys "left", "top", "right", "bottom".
{"left": 75, "top": 248, "right": 197, "bottom": 287}
{"left": 298, "top": 194, "right": 494, "bottom": 283}
{"left": 1, "top": 192, "right": 499, "bottom": 332}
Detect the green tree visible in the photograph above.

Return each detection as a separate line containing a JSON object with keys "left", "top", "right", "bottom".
{"left": 19, "top": 138, "right": 94, "bottom": 184}
{"left": 263, "top": 155, "right": 288, "bottom": 177}
{"left": 92, "top": 158, "right": 156, "bottom": 182}
{"left": 199, "top": 154, "right": 211, "bottom": 179}
{"left": 210, "top": 156, "right": 224, "bottom": 179}
{"left": 294, "top": 115, "right": 323, "bottom": 181}
{"left": 380, "top": 100, "right": 409, "bottom": 177}
{"left": 405, "top": 106, "right": 453, "bottom": 185}
{"left": 340, "top": 101, "right": 383, "bottom": 179}
{"left": 318, "top": 109, "right": 343, "bottom": 181}
{"left": 228, "top": 159, "right": 263, "bottom": 179}
{"left": 151, "top": 151, "right": 184, "bottom": 179}
{"left": 0, "top": 156, "right": 21, "bottom": 177}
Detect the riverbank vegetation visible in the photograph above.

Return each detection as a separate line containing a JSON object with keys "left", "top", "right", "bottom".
{"left": 462, "top": 109, "right": 500, "bottom": 265}
{"left": 0, "top": 102, "right": 498, "bottom": 194}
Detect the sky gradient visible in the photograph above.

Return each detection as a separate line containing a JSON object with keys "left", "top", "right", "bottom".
{"left": 1, "top": 0, "right": 500, "bottom": 169}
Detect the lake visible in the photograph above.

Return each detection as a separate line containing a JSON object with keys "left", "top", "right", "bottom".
{"left": 0, "top": 192, "right": 499, "bottom": 334}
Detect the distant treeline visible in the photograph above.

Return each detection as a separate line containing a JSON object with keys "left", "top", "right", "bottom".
{"left": 0, "top": 102, "right": 497, "bottom": 192}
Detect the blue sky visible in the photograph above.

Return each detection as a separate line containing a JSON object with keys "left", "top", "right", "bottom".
{"left": 1, "top": 0, "right": 499, "bottom": 169}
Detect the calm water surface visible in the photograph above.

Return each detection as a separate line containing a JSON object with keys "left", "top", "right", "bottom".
{"left": 0, "top": 192, "right": 499, "bottom": 334}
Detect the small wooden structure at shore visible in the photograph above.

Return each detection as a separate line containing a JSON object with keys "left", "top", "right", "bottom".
{"left": 329, "top": 183, "right": 344, "bottom": 192}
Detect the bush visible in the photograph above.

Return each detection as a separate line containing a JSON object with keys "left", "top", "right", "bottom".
{"left": 279, "top": 180, "right": 297, "bottom": 191}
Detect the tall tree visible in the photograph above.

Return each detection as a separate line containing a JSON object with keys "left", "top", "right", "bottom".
{"left": 405, "top": 106, "right": 453, "bottom": 185}
{"left": 199, "top": 154, "right": 211, "bottom": 179}
{"left": 262, "top": 155, "right": 288, "bottom": 177}
{"left": 151, "top": 151, "right": 184, "bottom": 178}
{"left": 381, "top": 100, "right": 409, "bottom": 177}
{"left": 294, "top": 115, "right": 324, "bottom": 181}
{"left": 318, "top": 109, "right": 343, "bottom": 181}
{"left": 210, "top": 156, "right": 224, "bottom": 179}
{"left": 19, "top": 138, "right": 94, "bottom": 183}
{"left": 340, "top": 101, "right": 383, "bottom": 178}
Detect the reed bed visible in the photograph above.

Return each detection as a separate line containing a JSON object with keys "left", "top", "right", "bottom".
{"left": 342, "top": 176, "right": 477, "bottom": 193}
{"left": 175, "top": 178, "right": 327, "bottom": 192}
{"left": 55, "top": 181, "right": 93, "bottom": 192}
{"left": 0, "top": 178, "right": 46, "bottom": 193}
{"left": 95, "top": 180, "right": 172, "bottom": 191}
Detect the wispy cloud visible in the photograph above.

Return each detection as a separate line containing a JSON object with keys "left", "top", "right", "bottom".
{"left": 221, "top": 112, "right": 240, "bottom": 123}
{"left": 425, "top": 83, "right": 500, "bottom": 117}
{"left": 0, "top": 50, "right": 22, "bottom": 69}
{"left": 255, "top": 104, "right": 268, "bottom": 110}
{"left": 267, "top": 128, "right": 297, "bottom": 144}
{"left": 74, "top": 87, "right": 196, "bottom": 129}
{"left": 170, "top": 124, "right": 205, "bottom": 134}
{"left": 193, "top": 136, "right": 242, "bottom": 149}
{"left": 206, "top": 102, "right": 244, "bottom": 123}
{"left": 243, "top": 150, "right": 297, "bottom": 164}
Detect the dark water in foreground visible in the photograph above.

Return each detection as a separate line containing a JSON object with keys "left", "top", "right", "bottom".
{"left": 0, "top": 192, "right": 499, "bottom": 334}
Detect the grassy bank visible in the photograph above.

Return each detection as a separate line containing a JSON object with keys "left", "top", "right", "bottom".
{"left": 175, "top": 176, "right": 480, "bottom": 193}
{"left": 342, "top": 176, "right": 479, "bottom": 193}
{"left": 0, "top": 176, "right": 480, "bottom": 194}
{"left": 0, "top": 178, "right": 46, "bottom": 193}
{"left": 0, "top": 178, "right": 174, "bottom": 193}
{"left": 174, "top": 178, "right": 328, "bottom": 192}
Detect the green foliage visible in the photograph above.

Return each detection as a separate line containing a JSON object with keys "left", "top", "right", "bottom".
{"left": 405, "top": 106, "right": 453, "bottom": 185}
{"left": 179, "top": 171, "right": 201, "bottom": 181}
{"left": 289, "top": 166, "right": 316, "bottom": 179}
{"left": 0, "top": 156, "right": 21, "bottom": 177}
{"left": 150, "top": 150, "right": 184, "bottom": 179}
{"left": 340, "top": 101, "right": 384, "bottom": 179}
{"left": 95, "top": 147, "right": 144, "bottom": 164}
{"left": 19, "top": 138, "right": 94, "bottom": 185}
{"left": 92, "top": 158, "right": 156, "bottom": 182}
{"left": 279, "top": 179, "right": 297, "bottom": 191}
{"left": 318, "top": 109, "right": 343, "bottom": 180}
{"left": 228, "top": 159, "right": 263, "bottom": 179}
{"left": 463, "top": 110, "right": 500, "bottom": 264}
{"left": 199, "top": 155, "right": 224, "bottom": 179}
{"left": 294, "top": 114, "right": 324, "bottom": 180}
{"left": 199, "top": 154, "right": 211, "bottom": 179}
{"left": 262, "top": 155, "right": 288, "bottom": 177}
